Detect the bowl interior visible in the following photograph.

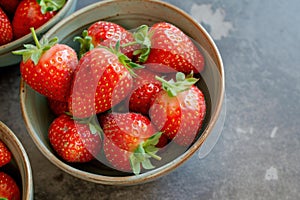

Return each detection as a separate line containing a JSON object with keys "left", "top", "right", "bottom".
{"left": 20, "top": 0, "right": 224, "bottom": 185}
{"left": 0, "top": 121, "right": 33, "bottom": 200}
{"left": 0, "top": 0, "right": 77, "bottom": 67}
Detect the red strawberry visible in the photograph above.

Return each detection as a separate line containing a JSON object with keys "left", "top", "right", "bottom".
{"left": 0, "top": 0, "right": 19, "bottom": 18}
{"left": 48, "top": 114, "right": 102, "bottom": 163}
{"left": 47, "top": 98, "right": 69, "bottom": 116}
{"left": 0, "top": 172, "right": 20, "bottom": 200}
{"left": 12, "top": 0, "right": 65, "bottom": 39}
{"left": 0, "top": 140, "right": 11, "bottom": 167}
{"left": 149, "top": 72, "right": 206, "bottom": 146}
{"left": 13, "top": 28, "right": 78, "bottom": 102}
{"left": 74, "top": 21, "right": 137, "bottom": 59}
{"left": 88, "top": 21, "right": 137, "bottom": 58}
{"left": 99, "top": 112, "right": 162, "bottom": 175}
{"left": 133, "top": 22, "right": 205, "bottom": 74}
{"left": 68, "top": 45, "right": 142, "bottom": 119}
{"left": 0, "top": 7, "right": 13, "bottom": 45}
{"left": 128, "top": 68, "right": 163, "bottom": 115}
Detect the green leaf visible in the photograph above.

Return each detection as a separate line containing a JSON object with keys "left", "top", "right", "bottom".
{"left": 141, "top": 158, "right": 155, "bottom": 170}
{"left": 132, "top": 25, "right": 152, "bottom": 63}
{"left": 144, "top": 132, "right": 163, "bottom": 147}
{"left": 74, "top": 30, "right": 94, "bottom": 58}
{"left": 38, "top": 0, "right": 66, "bottom": 14}
{"left": 88, "top": 123, "right": 98, "bottom": 135}
{"left": 155, "top": 72, "right": 199, "bottom": 97}
{"left": 12, "top": 28, "right": 58, "bottom": 65}
{"left": 176, "top": 72, "right": 186, "bottom": 82}
{"left": 107, "top": 42, "right": 145, "bottom": 77}
{"left": 128, "top": 132, "right": 163, "bottom": 175}
{"left": 130, "top": 154, "right": 141, "bottom": 175}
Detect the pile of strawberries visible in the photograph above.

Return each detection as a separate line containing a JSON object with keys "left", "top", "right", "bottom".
{"left": 15, "top": 20, "right": 207, "bottom": 175}
{"left": 0, "top": 0, "right": 66, "bottom": 45}
{"left": 0, "top": 140, "right": 20, "bottom": 200}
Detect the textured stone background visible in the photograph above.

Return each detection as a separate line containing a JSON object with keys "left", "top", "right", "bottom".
{"left": 0, "top": 0, "right": 299, "bottom": 199}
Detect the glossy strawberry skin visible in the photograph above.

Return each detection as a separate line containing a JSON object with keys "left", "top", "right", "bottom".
{"left": 12, "top": 0, "right": 56, "bottom": 39}
{"left": 0, "top": 172, "right": 20, "bottom": 200}
{"left": 20, "top": 44, "right": 78, "bottom": 102}
{"left": 87, "top": 21, "right": 137, "bottom": 58}
{"left": 48, "top": 114, "right": 102, "bottom": 163}
{"left": 0, "top": 140, "right": 12, "bottom": 167}
{"left": 149, "top": 85, "right": 206, "bottom": 146}
{"left": 0, "top": 7, "right": 13, "bottom": 45}
{"left": 145, "top": 22, "right": 205, "bottom": 74}
{"left": 99, "top": 112, "right": 157, "bottom": 172}
{"left": 68, "top": 47, "right": 133, "bottom": 119}
{"left": 128, "top": 69, "right": 163, "bottom": 115}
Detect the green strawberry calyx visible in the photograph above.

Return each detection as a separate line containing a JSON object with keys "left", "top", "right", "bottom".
{"left": 130, "top": 132, "right": 163, "bottom": 175}
{"left": 74, "top": 30, "right": 94, "bottom": 59}
{"left": 156, "top": 72, "right": 199, "bottom": 97}
{"left": 71, "top": 114, "right": 104, "bottom": 140}
{"left": 37, "top": 0, "right": 66, "bottom": 14}
{"left": 123, "top": 24, "right": 152, "bottom": 63}
{"left": 115, "top": 41, "right": 144, "bottom": 76}
{"left": 104, "top": 41, "right": 144, "bottom": 77}
{"left": 12, "top": 28, "right": 58, "bottom": 65}
{"left": 74, "top": 30, "right": 144, "bottom": 76}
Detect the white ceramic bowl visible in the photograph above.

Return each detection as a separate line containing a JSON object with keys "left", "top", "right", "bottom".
{"left": 20, "top": 0, "right": 225, "bottom": 185}
{"left": 0, "top": 0, "right": 77, "bottom": 67}
{"left": 0, "top": 121, "right": 33, "bottom": 199}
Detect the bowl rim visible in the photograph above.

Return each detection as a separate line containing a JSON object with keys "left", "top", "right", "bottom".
{"left": 0, "top": 0, "right": 77, "bottom": 53}
{"left": 20, "top": 0, "right": 225, "bottom": 185}
{"left": 0, "top": 121, "right": 34, "bottom": 199}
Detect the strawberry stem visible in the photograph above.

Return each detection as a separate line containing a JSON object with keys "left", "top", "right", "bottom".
{"left": 74, "top": 30, "right": 94, "bottom": 58}
{"left": 147, "top": 151, "right": 162, "bottom": 161}
{"left": 12, "top": 28, "right": 58, "bottom": 65}
{"left": 31, "top": 27, "right": 42, "bottom": 49}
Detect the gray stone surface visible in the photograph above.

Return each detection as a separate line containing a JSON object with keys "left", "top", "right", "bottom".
{"left": 0, "top": 0, "right": 299, "bottom": 199}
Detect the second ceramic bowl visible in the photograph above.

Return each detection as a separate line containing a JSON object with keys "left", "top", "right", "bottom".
{"left": 0, "top": 0, "right": 78, "bottom": 67}
{"left": 0, "top": 121, "right": 33, "bottom": 199}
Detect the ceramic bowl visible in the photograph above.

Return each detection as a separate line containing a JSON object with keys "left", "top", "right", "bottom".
{"left": 0, "top": 121, "right": 33, "bottom": 199}
{"left": 20, "top": 0, "right": 225, "bottom": 185}
{"left": 0, "top": 0, "right": 77, "bottom": 67}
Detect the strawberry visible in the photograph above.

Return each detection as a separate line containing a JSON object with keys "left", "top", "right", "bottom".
{"left": 12, "top": 0, "right": 66, "bottom": 39}
{"left": 77, "top": 21, "right": 137, "bottom": 58}
{"left": 99, "top": 112, "right": 162, "bottom": 175}
{"left": 0, "top": 0, "right": 19, "bottom": 19}
{"left": 0, "top": 172, "right": 20, "bottom": 200}
{"left": 47, "top": 98, "right": 69, "bottom": 116}
{"left": 0, "top": 140, "right": 11, "bottom": 167}
{"left": 128, "top": 68, "right": 163, "bottom": 115}
{"left": 132, "top": 22, "right": 205, "bottom": 74}
{"left": 0, "top": 7, "right": 13, "bottom": 45}
{"left": 68, "top": 44, "right": 142, "bottom": 119}
{"left": 48, "top": 114, "right": 102, "bottom": 163}
{"left": 149, "top": 72, "right": 206, "bottom": 146}
{"left": 13, "top": 28, "right": 78, "bottom": 102}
